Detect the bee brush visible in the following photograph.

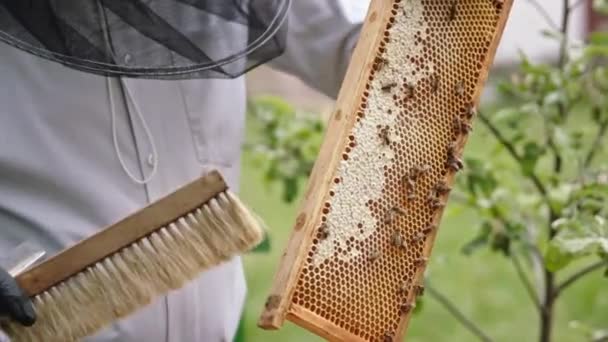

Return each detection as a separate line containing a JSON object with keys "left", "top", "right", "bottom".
{"left": 1, "top": 170, "right": 265, "bottom": 342}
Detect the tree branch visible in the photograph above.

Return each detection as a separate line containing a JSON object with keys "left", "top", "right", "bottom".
{"left": 425, "top": 281, "right": 494, "bottom": 342}
{"left": 511, "top": 252, "right": 542, "bottom": 312}
{"left": 545, "top": 118, "right": 563, "bottom": 175}
{"left": 525, "top": 0, "right": 559, "bottom": 32}
{"left": 555, "top": 260, "right": 608, "bottom": 296}
{"left": 584, "top": 108, "right": 608, "bottom": 168}
{"left": 477, "top": 112, "right": 553, "bottom": 213}
{"left": 558, "top": 0, "right": 571, "bottom": 67}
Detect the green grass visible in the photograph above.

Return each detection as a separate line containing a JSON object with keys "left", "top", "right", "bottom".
{"left": 236, "top": 114, "right": 607, "bottom": 342}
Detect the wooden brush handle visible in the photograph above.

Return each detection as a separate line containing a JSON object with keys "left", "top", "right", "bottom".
{"left": 16, "top": 171, "right": 228, "bottom": 297}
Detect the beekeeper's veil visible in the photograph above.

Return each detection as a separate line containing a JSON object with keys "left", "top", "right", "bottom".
{"left": 0, "top": 0, "right": 290, "bottom": 79}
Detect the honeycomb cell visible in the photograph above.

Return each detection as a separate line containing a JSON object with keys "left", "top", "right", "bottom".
{"left": 289, "top": 0, "right": 505, "bottom": 340}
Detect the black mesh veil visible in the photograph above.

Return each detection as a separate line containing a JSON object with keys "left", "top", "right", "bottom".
{"left": 0, "top": 0, "right": 290, "bottom": 79}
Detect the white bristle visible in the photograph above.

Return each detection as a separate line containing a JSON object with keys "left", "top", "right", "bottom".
{"left": 2, "top": 191, "right": 265, "bottom": 342}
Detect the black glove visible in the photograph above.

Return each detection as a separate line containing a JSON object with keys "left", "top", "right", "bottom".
{"left": 0, "top": 267, "right": 35, "bottom": 326}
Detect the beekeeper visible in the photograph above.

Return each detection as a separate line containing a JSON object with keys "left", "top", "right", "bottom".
{"left": 0, "top": 0, "right": 362, "bottom": 341}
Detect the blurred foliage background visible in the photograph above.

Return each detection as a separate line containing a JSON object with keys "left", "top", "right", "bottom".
{"left": 237, "top": 1, "right": 608, "bottom": 341}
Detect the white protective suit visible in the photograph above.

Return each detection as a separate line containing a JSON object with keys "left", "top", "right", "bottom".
{"left": 0, "top": 1, "right": 362, "bottom": 341}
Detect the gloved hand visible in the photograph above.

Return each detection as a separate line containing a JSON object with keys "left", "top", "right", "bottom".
{"left": 0, "top": 267, "right": 35, "bottom": 326}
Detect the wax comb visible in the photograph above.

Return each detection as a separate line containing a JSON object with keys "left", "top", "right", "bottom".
{"left": 2, "top": 170, "right": 265, "bottom": 342}
{"left": 258, "top": 0, "right": 513, "bottom": 341}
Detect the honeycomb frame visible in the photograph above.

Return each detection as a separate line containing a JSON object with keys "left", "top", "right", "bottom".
{"left": 258, "top": 1, "right": 514, "bottom": 341}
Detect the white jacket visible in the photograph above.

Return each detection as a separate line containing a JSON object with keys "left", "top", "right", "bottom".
{"left": 0, "top": 1, "right": 361, "bottom": 341}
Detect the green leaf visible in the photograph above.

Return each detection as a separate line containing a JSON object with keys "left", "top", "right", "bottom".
{"left": 584, "top": 45, "right": 608, "bottom": 59}
{"left": 593, "top": 0, "right": 608, "bottom": 15}
{"left": 521, "top": 142, "right": 544, "bottom": 175}
{"left": 493, "top": 108, "right": 521, "bottom": 125}
{"left": 545, "top": 243, "right": 574, "bottom": 272}
{"left": 553, "top": 219, "right": 608, "bottom": 256}
{"left": 546, "top": 214, "right": 608, "bottom": 271}
{"left": 544, "top": 91, "right": 563, "bottom": 106}
{"left": 461, "top": 222, "right": 492, "bottom": 255}
{"left": 283, "top": 177, "right": 300, "bottom": 203}
{"left": 491, "top": 231, "right": 511, "bottom": 257}
{"left": 589, "top": 31, "right": 608, "bottom": 46}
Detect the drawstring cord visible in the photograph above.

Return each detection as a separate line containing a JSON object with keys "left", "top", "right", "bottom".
{"left": 107, "top": 77, "right": 159, "bottom": 184}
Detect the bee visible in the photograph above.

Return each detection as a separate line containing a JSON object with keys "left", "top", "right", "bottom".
{"left": 407, "top": 192, "right": 417, "bottom": 202}
{"left": 427, "top": 188, "right": 438, "bottom": 201}
{"left": 410, "top": 164, "right": 431, "bottom": 180}
{"left": 466, "top": 103, "right": 477, "bottom": 119}
{"left": 382, "top": 82, "right": 398, "bottom": 92}
{"left": 393, "top": 206, "right": 407, "bottom": 216}
{"left": 369, "top": 249, "right": 381, "bottom": 261}
{"left": 455, "top": 80, "right": 465, "bottom": 97}
{"left": 318, "top": 223, "right": 329, "bottom": 240}
{"left": 379, "top": 125, "right": 391, "bottom": 145}
{"left": 265, "top": 295, "right": 281, "bottom": 310}
{"left": 428, "top": 189, "right": 444, "bottom": 210}
{"left": 434, "top": 181, "right": 452, "bottom": 195}
{"left": 413, "top": 284, "right": 425, "bottom": 296}
{"left": 430, "top": 74, "right": 440, "bottom": 93}
{"left": 422, "top": 224, "right": 436, "bottom": 235}
{"left": 446, "top": 142, "right": 464, "bottom": 172}
{"left": 448, "top": 158, "right": 464, "bottom": 172}
{"left": 376, "top": 57, "right": 389, "bottom": 72}
{"left": 404, "top": 83, "right": 415, "bottom": 99}
{"left": 383, "top": 332, "right": 394, "bottom": 342}
{"left": 429, "top": 198, "right": 445, "bottom": 210}
{"left": 404, "top": 176, "right": 416, "bottom": 190}
{"left": 453, "top": 117, "right": 473, "bottom": 135}
{"left": 400, "top": 302, "right": 416, "bottom": 314}
{"left": 414, "top": 257, "right": 428, "bottom": 267}
{"left": 448, "top": 1, "right": 457, "bottom": 21}
{"left": 384, "top": 209, "right": 396, "bottom": 224}
{"left": 391, "top": 231, "right": 404, "bottom": 248}
{"left": 398, "top": 282, "right": 409, "bottom": 294}
{"left": 447, "top": 157, "right": 464, "bottom": 172}
{"left": 402, "top": 175, "right": 417, "bottom": 201}
{"left": 413, "top": 232, "right": 426, "bottom": 243}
